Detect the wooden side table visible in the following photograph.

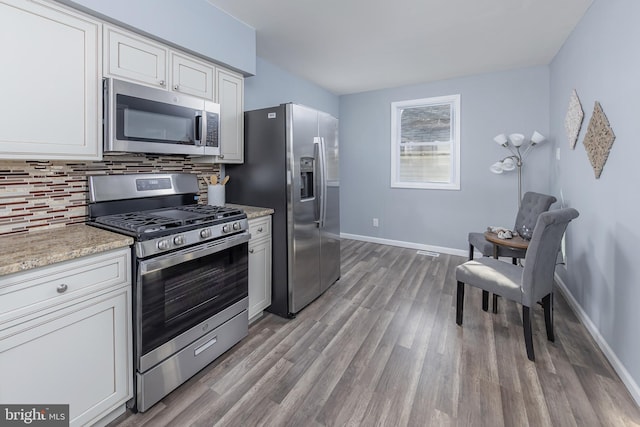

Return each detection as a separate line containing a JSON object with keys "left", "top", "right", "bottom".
{"left": 483, "top": 231, "right": 529, "bottom": 259}
{"left": 482, "top": 231, "right": 530, "bottom": 313}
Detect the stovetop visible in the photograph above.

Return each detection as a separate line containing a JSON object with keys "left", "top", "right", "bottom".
{"left": 87, "top": 174, "right": 250, "bottom": 258}
{"left": 94, "top": 204, "right": 245, "bottom": 239}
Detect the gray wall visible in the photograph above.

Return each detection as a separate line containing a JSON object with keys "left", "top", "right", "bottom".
{"left": 55, "top": 0, "right": 256, "bottom": 75}
{"left": 550, "top": 0, "right": 640, "bottom": 398}
{"left": 339, "top": 66, "right": 551, "bottom": 252}
{"left": 244, "top": 57, "right": 340, "bottom": 117}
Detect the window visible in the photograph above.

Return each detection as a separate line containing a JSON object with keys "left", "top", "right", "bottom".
{"left": 391, "top": 94, "right": 460, "bottom": 190}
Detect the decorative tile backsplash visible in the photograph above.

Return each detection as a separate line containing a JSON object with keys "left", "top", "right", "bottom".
{"left": 0, "top": 155, "right": 219, "bottom": 236}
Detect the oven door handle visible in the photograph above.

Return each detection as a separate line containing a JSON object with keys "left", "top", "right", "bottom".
{"left": 139, "top": 231, "right": 250, "bottom": 274}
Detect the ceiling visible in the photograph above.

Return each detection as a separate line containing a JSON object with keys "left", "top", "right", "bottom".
{"left": 206, "top": 0, "right": 593, "bottom": 95}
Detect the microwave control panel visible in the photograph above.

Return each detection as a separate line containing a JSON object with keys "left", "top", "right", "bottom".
{"left": 205, "top": 112, "right": 219, "bottom": 147}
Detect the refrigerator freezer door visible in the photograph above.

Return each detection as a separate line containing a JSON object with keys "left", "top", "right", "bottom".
{"left": 287, "top": 104, "right": 322, "bottom": 313}
{"left": 318, "top": 112, "right": 341, "bottom": 292}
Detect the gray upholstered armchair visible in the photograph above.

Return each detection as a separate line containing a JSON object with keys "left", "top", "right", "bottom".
{"left": 468, "top": 191, "right": 557, "bottom": 262}
{"left": 469, "top": 191, "right": 557, "bottom": 313}
{"left": 455, "top": 208, "right": 579, "bottom": 361}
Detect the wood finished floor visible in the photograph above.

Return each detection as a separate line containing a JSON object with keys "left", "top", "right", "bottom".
{"left": 110, "top": 239, "right": 640, "bottom": 427}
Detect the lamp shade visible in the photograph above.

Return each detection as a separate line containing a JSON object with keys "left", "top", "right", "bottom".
{"left": 490, "top": 161, "right": 504, "bottom": 174}
{"left": 531, "top": 130, "right": 546, "bottom": 144}
{"left": 508, "top": 133, "right": 525, "bottom": 147}
{"left": 493, "top": 134, "right": 508, "bottom": 146}
{"left": 501, "top": 157, "right": 516, "bottom": 171}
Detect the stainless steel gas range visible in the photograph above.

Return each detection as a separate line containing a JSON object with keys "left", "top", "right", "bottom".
{"left": 87, "top": 173, "right": 249, "bottom": 412}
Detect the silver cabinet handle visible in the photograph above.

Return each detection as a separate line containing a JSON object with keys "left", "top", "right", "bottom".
{"left": 219, "top": 154, "right": 225, "bottom": 159}
{"left": 159, "top": 80, "right": 166, "bottom": 86}
{"left": 257, "top": 227, "right": 263, "bottom": 232}
{"left": 174, "top": 84, "right": 179, "bottom": 90}
{"left": 56, "top": 284, "right": 68, "bottom": 293}
{"left": 249, "top": 248, "right": 254, "bottom": 254}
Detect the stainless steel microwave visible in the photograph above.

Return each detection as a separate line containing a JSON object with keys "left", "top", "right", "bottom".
{"left": 103, "top": 78, "right": 220, "bottom": 156}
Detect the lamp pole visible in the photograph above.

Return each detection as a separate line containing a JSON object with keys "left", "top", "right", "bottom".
{"left": 516, "top": 155, "right": 523, "bottom": 209}
{"left": 491, "top": 132, "right": 546, "bottom": 209}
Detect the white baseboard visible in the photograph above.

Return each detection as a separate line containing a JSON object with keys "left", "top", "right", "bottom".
{"left": 555, "top": 273, "right": 640, "bottom": 407}
{"left": 340, "top": 232, "right": 469, "bottom": 257}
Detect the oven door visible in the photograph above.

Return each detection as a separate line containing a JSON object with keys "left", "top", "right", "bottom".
{"left": 136, "top": 232, "right": 249, "bottom": 372}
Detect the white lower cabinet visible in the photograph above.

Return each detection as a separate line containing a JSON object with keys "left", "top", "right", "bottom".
{"left": 248, "top": 216, "right": 272, "bottom": 321}
{"left": 0, "top": 248, "right": 132, "bottom": 427}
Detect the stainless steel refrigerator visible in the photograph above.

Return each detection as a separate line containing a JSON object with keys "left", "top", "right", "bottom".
{"left": 226, "top": 103, "right": 340, "bottom": 317}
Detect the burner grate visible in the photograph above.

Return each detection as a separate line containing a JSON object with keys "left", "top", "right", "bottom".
{"left": 96, "top": 212, "right": 182, "bottom": 234}
{"left": 175, "top": 205, "right": 244, "bottom": 221}
{"left": 93, "top": 204, "right": 245, "bottom": 236}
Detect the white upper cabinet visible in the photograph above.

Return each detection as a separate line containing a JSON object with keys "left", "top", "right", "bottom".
{"left": 216, "top": 68, "right": 244, "bottom": 163}
{"left": 105, "top": 24, "right": 244, "bottom": 163}
{"left": 0, "top": 0, "right": 102, "bottom": 160}
{"left": 104, "top": 25, "right": 168, "bottom": 89}
{"left": 105, "top": 25, "right": 215, "bottom": 101}
{"left": 171, "top": 52, "right": 215, "bottom": 101}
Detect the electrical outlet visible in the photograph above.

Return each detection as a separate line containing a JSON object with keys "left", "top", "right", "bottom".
{"left": 372, "top": 218, "right": 379, "bottom": 227}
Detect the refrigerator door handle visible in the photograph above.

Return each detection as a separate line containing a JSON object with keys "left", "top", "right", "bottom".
{"left": 318, "top": 137, "right": 328, "bottom": 228}
{"left": 313, "top": 137, "right": 322, "bottom": 227}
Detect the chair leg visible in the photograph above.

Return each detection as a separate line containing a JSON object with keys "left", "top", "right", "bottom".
{"left": 456, "top": 281, "right": 465, "bottom": 325}
{"left": 543, "top": 293, "right": 554, "bottom": 342}
{"left": 469, "top": 244, "right": 474, "bottom": 260}
{"left": 523, "top": 305, "right": 535, "bottom": 361}
{"left": 482, "top": 291, "right": 489, "bottom": 311}
{"left": 492, "top": 294, "right": 499, "bottom": 314}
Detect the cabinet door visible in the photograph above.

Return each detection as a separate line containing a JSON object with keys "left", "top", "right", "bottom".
{"left": 171, "top": 52, "right": 215, "bottom": 100}
{"left": 216, "top": 68, "right": 244, "bottom": 163}
{"left": 248, "top": 237, "right": 272, "bottom": 321}
{"left": 0, "top": 0, "right": 101, "bottom": 160}
{"left": 0, "top": 288, "right": 132, "bottom": 427}
{"left": 105, "top": 25, "right": 168, "bottom": 89}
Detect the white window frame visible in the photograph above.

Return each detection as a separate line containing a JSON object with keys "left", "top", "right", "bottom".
{"left": 390, "top": 94, "right": 461, "bottom": 190}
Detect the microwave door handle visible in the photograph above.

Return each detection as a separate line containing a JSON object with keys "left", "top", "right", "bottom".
{"left": 194, "top": 113, "right": 204, "bottom": 146}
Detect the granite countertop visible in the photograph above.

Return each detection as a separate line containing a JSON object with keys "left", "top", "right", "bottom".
{"left": 228, "top": 204, "right": 274, "bottom": 219}
{"left": 0, "top": 225, "right": 133, "bottom": 277}
{"left": 0, "top": 205, "right": 271, "bottom": 277}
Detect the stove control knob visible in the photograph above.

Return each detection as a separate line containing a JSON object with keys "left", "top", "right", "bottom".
{"left": 173, "top": 235, "right": 185, "bottom": 246}
{"left": 200, "top": 228, "right": 211, "bottom": 239}
{"left": 222, "top": 224, "right": 230, "bottom": 233}
{"left": 232, "top": 222, "right": 241, "bottom": 231}
{"left": 157, "top": 239, "right": 170, "bottom": 251}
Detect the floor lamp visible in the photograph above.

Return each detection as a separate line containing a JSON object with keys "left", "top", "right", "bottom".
{"left": 490, "top": 131, "right": 546, "bottom": 208}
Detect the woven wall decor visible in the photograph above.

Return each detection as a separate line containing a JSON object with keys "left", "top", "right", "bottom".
{"left": 583, "top": 101, "right": 615, "bottom": 179}
{"left": 564, "top": 89, "right": 584, "bottom": 149}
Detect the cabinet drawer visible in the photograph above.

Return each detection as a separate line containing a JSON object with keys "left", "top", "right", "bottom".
{"left": 0, "top": 248, "right": 130, "bottom": 326}
{"left": 249, "top": 216, "right": 271, "bottom": 242}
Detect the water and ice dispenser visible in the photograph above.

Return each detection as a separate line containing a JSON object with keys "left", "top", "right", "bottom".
{"left": 300, "top": 157, "right": 314, "bottom": 200}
